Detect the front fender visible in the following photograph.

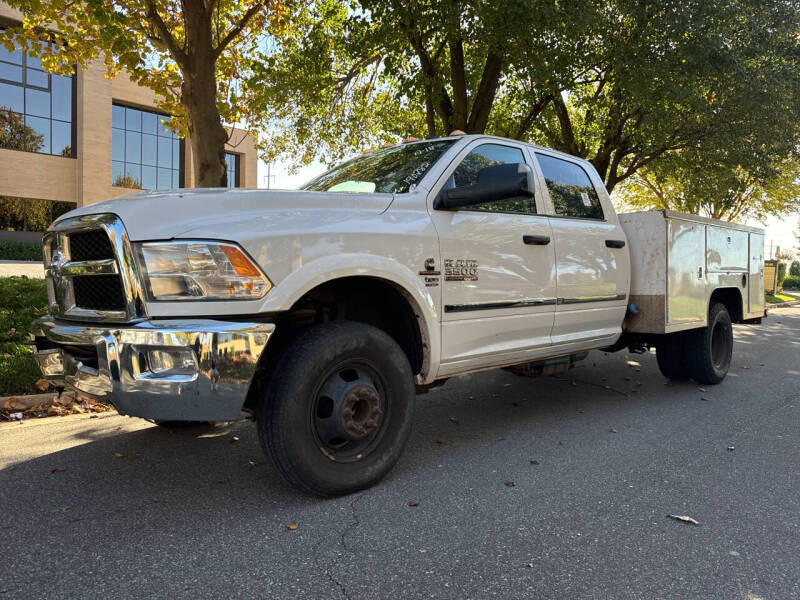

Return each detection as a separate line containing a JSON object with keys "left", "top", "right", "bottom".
{"left": 257, "top": 254, "right": 441, "bottom": 383}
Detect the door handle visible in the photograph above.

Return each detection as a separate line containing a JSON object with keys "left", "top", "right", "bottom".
{"left": 523, "top": 235, "right": 550, "bottom": 245}
{"left": 605, "top": 239, "right": 626, "bottom": 248}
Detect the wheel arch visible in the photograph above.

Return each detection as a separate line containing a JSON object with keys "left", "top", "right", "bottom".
{"left": 709, "top": 286, "right": 744, "bottom": 322}
{"left": 245, "top": 272, "right": 438, "bottom": 412}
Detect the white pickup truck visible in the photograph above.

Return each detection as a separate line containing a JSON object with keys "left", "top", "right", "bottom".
{"left": 31, "top": 134, "right": 765, "bottom": 496}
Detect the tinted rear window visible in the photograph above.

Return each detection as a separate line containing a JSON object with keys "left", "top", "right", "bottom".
{"left": 537, "top": 154, "right": 603, "bottom": 220}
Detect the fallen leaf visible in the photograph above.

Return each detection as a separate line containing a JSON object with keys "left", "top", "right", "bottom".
{"left": 607, "top": 427, "right": 618, "bottom": 433}
{"left": 529, "top": 460, "right": 539, "bottom": 465}
{"left": 504, "top": 480, "right": 516, "bottom": 487}
{"left": 667, "top": 514, "right": 699, "bottom": 526}
{"left": 50, "top": 467, "right": 65, "bottom": 474}
{"left": 698, "top": 388, "right": 707, "bottom": 392}
{"left": 448, "top": 417, "right": 459, "bottom": 425}
{"left": 408, "top": 500, "right": 419, "bottom": 507}
{"left": 114, "top": 452, "right": 124, "bottom": 458}
{"left": 3, "top": 397, "right": 26, "bottom": 410}
{"left": 435, "top": 439, "right": 445, "bottom": 445}
{"left": 526, "top": 562, "right": 535, "bottom": 568}
{"left": 35, "top": 379, "right": 50, "bottom": 392}
{"left": 217, "top": 478, "right": 228, "bottom": 484}
{"left": 700, "top": 397, "right": 709, "bottom": 401}
{"left": 286, "top": 523, "right": 298, "bottom": 531}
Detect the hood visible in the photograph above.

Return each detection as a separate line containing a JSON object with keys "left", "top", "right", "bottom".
{"left": 57, "top": 188, "right": 395, "bottom": 241}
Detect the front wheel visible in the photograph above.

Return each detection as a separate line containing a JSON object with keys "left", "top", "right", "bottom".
{"left": 685, "top": 302, "right": 733, "bottom": 385}
{"left": 258, "top": 321, "right": 415, "bottom": 497}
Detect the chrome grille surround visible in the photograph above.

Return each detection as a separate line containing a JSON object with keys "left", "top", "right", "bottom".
{"left": 43, "top": 213, "right": 147, "bottom": 323}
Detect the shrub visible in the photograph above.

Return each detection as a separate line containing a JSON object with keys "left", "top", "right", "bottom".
{"left": 782, "top": 274, "right": 800, "bottom": 290}
{"left": 0, "top": 241, "right": 43, "bottom": 261}
{"left": 0, "top": 277, "right": 48, "bottom": 395}
{"left": 790, "top": 261, "right": 800, "bottom": 277}
{"left": 777, "top": 261, "right": 787, "bottom": 288}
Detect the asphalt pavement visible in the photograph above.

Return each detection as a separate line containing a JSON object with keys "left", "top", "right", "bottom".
{"left": 2, "top": 308, "right": 799, "bottom": 599}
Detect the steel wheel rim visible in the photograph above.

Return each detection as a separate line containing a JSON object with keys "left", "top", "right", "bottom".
{"left": 309, "top": 359, "right": 388, "bottom": 463}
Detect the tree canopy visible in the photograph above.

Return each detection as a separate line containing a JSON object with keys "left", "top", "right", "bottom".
{"left": 4, "top": 0, "right": 284, "bottom": 186}
{"left": 253, "top": 0, "right": 800, "bottom": 196}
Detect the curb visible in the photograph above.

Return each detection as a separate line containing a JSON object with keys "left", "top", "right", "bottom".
{"left": 766, "top": 300, "right": 800, "bottom": 309}
{"left": 1, "top": 391, "right": 75, "bottom": 411}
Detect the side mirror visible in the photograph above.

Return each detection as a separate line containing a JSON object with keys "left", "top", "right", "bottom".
{"left": 435, "top": 163, "right": 534, "bottom": 211}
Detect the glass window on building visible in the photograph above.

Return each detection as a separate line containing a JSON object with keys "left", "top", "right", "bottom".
{"left": 0, "top": 34, "right": 75, "bottom": 157}
{"left": 111, "top": 104, "right": 182, "bottom": 190}
{"left": 225, "top": 152, "right": 240, "bottom": 188}
{"left": 0, "top": 196, "right": 76, "bottom": 232}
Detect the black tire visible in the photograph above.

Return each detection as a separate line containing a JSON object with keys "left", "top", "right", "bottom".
{"left": 655, "top": 332, "right": 690, "bottom": 380}
{"left": 258, "top": 321, "right": 415, "bottom": 497}
{"left": 685, "top": 302, "right": 733, "bottom": 385}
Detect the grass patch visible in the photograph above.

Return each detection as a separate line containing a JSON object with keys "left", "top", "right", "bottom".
{"left": 0, "top": 241, "right": 43, "bottom": 261}
{"left": 0, "top": 277, "right": 48, "bottom": 396}
{"left": 766, "top": 291, "right": 800, "bottom": 304}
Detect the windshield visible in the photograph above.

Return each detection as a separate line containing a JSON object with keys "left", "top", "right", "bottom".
{"left": 301, "top": 140, "right": 456, "bottom": 194}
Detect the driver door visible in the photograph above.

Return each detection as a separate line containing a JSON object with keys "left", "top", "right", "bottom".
{"left": 429, "top": 141, "right": 556, "bottom": 376}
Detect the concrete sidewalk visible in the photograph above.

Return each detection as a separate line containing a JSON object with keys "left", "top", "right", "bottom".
{"left": 0, "top": 260, "right": 44, "bottom": 278}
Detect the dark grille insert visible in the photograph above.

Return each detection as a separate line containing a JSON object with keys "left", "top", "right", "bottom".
{"left": 73, "top": 275, "right": 126, "bottom": 311}
{"left": 69, "top": 230, "right": 115, "bottom": 261}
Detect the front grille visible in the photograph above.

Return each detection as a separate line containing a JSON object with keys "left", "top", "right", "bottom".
{"left": 46, "top": 215, "right": 141, "bottom": 321}
{"left": 69, "top": 230, "right": 115, "bottom": 261}
{"left": 73, "top": 274, "right": 126, "bottom": 311}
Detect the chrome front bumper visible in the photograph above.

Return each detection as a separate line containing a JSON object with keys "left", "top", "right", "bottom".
{"left": 30, "top": 317, "right": 273, "bottom": 421}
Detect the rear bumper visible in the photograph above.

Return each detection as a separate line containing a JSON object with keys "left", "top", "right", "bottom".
{"left": 30, "top": 316, "right": 273, "bottom": 421}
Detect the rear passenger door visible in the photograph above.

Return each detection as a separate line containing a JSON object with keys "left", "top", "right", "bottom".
{"left": 533, "top": 152, "right": 629, "bottom": 346}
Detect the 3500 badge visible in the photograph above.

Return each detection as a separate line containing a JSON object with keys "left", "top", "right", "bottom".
{"left": 444, "top": 259, "right": 478, "bottom": 281}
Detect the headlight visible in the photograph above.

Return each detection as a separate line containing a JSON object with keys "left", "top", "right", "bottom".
{"left": 135, "top": 241, "right": 271, "bottom": 301}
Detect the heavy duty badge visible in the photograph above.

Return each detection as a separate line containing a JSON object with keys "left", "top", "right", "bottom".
{"left": 419, "top": 258, "right": 440, "bottom": 287}
{"left": 444, "top": 258, "right": 478, "bottom": 281}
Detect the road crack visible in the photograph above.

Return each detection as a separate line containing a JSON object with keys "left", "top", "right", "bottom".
{"left": 312, "top": 493, "right": 367, "bottom": 599}
{"left": 341, "top": 494, "right": 365, "bottom": 552}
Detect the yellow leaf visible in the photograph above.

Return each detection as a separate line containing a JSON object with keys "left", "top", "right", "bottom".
{"left": 286, "top": 524, "right": 298, "bottom": 531}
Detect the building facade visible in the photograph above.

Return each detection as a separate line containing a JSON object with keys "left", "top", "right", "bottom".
{"left": 0, "top": 3, "right": 258, "bottom": 242}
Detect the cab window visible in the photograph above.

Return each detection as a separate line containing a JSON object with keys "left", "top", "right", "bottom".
{"left": 536, "top": 154, "right": 604, "bottom": 220}
{"left": 448, "top": 143, "right": 534, "bottom": 214}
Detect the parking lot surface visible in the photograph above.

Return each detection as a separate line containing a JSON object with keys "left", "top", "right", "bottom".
{"left": 2, "top": 308, "right": 799, "bottom": 599}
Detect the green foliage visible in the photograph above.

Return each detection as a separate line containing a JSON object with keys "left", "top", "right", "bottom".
{"left": 112, "top": 174, "right": 142, "bottom": 189}
{"left": 781, "top": 275, "right": 800, "bottom": 290}
{"left": 4, "top": 0, "right": 285, "bottom": 186}
{"left": 0, "top": 277, "right": 48, "bottom": 396}
{"left": 255, "top": 0, "right": 800, "bottom": 202}
{"left": 0, "top": 241, "right": 43, "bottom": 261}
{"left": 777, "top": 262, "right": 788, "bottom": 288}
{"left": 616, "top": 156, "right": 800, "bottom": 222}
{"left": 0, "top": 108, "right": 44, "bottom": 152}
{"left": 790, "top": 261, "right": 800, "bottom": 277}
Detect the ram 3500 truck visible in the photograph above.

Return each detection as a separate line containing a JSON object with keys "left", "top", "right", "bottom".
{"left": 31, "top": 134, "right": 765, "bottom": 496}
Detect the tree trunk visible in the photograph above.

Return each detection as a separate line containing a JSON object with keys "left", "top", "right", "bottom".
{"left": 181, "top": 0, "right": 228, "bottom": 188}
{"left": 182, "top": 69, "right": 228, "bottom": 187}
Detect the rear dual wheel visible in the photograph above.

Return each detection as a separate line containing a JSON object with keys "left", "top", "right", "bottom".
{"left": 257, "top": 321, "right": 415, "bottom": 497}
{"left": 655, "top": 302, "right": 733, "bottom": 385}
